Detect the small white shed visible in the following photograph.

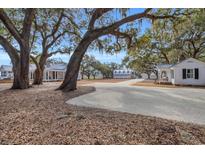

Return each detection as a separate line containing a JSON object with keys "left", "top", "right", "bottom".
{"left": 157, "top": 58, "right": 205, "bottom": 86}
{"left": 171, "top": 58, "right": 205, "bottom": 86}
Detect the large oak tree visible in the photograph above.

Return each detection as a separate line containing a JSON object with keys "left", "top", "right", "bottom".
{"left": 58, "top": 8, "right": 178, "bottom": 91}
{"left": 0, "top": 9, "right": 35, "bottom": 89}
{"left": 30, "top": 9, "right": 75, "bottom": 85}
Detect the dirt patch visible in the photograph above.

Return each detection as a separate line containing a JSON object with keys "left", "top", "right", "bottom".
{"left": 0, "top": 79, "right": 13, "bottom": 84}
{"left": 131, "top": 80, "right": 205, "bottom": 89}
{"left": 0, "top": 82, "right": 205, "bottom": 145}
{"left": 131, "top": 80, "right": 176, "bottom": 88}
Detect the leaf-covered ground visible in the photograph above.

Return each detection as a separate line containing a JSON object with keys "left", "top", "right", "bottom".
{"left": 0, "top": 82, "right": 205, "bottom": 144}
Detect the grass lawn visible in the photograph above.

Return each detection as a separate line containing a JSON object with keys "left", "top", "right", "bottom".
{"left": 0, "top": 82, "right": 205, "bottom": 144}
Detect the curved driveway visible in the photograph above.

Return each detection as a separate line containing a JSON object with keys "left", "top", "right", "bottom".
{"left": 66, "top": 79, "right": 205, "bottom": 125}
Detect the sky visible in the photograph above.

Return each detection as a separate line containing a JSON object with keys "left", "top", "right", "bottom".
{"left": 0, "top": 8, "right": 151, "bottom": 66}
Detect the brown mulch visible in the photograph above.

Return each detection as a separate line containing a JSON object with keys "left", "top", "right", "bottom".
{"left": 0, "top": 83, "right": 205, "bottom": 145}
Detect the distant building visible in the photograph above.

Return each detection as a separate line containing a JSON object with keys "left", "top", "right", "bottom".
{"left": 0, "top": 65, "right": 13, "bottom": 80}
{"left": 157, "top": 58, "right": 205, "bottom": 85}
{"left": 113, "top": 69, "right": 135, "bottom": 79}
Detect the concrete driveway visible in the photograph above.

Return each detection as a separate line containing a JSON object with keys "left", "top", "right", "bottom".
{"left": 66, "top": 79, "right": 205, "bottom": 125}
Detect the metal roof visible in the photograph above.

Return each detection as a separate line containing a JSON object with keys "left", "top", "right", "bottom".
{"left": 0, "top": 65, "right": 12, "bottom": 71}
{"left": 45, "top": 64, "right": 67, "bottom": 71}
{"left": 156, "top": 64, "right": 174, "bottom": 69}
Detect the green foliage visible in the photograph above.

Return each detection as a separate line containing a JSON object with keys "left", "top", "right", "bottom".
{"left": 80, "top": 54, "right": 121, "bottom": 79}
{"left": 124, "top": 9, "right": 205, "bottom": 76}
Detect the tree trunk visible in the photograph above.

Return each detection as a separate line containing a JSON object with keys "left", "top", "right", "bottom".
{"left": 0, "top": 36, "right": 30, "bottom": 89}
{"left": 0, "top": 36, "right": 22, "bottom": 89}
{"left": 33, "top": 67, "right": 44, "bottom": 85}
{"left": 57, "top": 32, "right": 95, "bottom": 91}
{"left": 31, "top": 48, "right": 48, "bottom": 85}
{"left": 81, "top": 73, "right": 84, "bottom": 80}
{"left": 10, "top": 56, "right": 30, "bottom": 89}
{"left": 15, "top": 45, "right": 30, "bottom": 89}
{"left": 12, "top": 63, "right": 21, "bottom": 89}
{"left": 87, "top": 74, "right": 90, "bottom": 79}
{"left": 147, "top": 73, "right": 151, "bottom": 79}
{"left": 0, "top": 9, "right": 34, "bottom": 89}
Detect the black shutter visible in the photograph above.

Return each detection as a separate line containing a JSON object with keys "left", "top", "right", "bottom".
{"left": 195, "top": 68, "right": 199, "bottom": 79}
{"left": 182, "top": 69, "right": 186, "bottom": 79}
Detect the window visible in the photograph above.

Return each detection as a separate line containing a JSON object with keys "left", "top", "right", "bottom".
{"left": 161, "top": 71, "right": 167, "bottom": 78}
{"left": 127, "top": 71, "right": 129, "bottom": 73}
{"left": 195, "top": 68, "right": 199, "bottom": 79}
{"left": 123, "top": 71, "right": 125, "bottom": 73}
{"left": 186, "top": 69, "right": 194, "bottom": 79}
{"left": 1, "top": 71, "right": 7, "bottom": 77}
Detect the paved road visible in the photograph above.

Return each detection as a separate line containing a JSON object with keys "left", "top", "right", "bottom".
{"left": 67, "top": 79, "right": 205, "bottom": 125}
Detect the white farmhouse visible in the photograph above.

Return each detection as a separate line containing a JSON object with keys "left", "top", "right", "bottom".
{"left": 157, "top": 58, "right": 205, "bottom": 86}
{"left": 0, "top": 65, "right": 13, "bottom": 79}
{"left": 29, "top": 63, "right": 82, "bottom": 81}
{"left": 113, "top": 69, "right": 135, "bottom": 79}
{"left": 0, "top": 64, "right": 81, "bottom": 81}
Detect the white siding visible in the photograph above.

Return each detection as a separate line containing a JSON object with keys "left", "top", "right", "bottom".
{"left": 172, "top": 58, "right": 205, "bottom": 85}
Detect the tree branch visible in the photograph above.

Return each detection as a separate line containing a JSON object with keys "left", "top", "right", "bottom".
{"left": 0, "top": 9, "right": 22, "bottom": 44}
{"left": 30, "top": 54, "right": 41, "bottom": 71}
{"left": 88, "top": 8, "right": 113, "bottom": 30}
{"left": 46, "top": 10, "right": 64, "bottom": 39}
{"left": 47, "top": 47, "right": 72, "bottom": 57}
{"left": 46, "top": 31, "right": 67, "bottom": 50}
{"left": 0, "top": 35, "right": 19, "bottom": 63}
{"left": 98, "top": 8, "right": 175, "bottom": 35}
{"left": 110, "top": 30, "right": 133, "bottom": 48}
{"left": 21, "top": 9, "right": 35, "bottom": 40}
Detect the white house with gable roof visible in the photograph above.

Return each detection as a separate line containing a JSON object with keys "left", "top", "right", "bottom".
{"left": 0, "top": 63, "right": 81, "bottom": 81}
{"left": 0, "top": 65, "right": 13, "bottom": 79}
{"left": 157, "top": 58, "right": 205, "bottom": 86}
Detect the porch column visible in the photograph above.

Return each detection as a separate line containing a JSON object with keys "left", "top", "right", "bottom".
{"left": 48, "top": 71, "right": 50, "bottom": 81}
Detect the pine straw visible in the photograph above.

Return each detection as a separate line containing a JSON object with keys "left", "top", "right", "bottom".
{"left": 0, "top": 83, "right": 205, "bottom": 145}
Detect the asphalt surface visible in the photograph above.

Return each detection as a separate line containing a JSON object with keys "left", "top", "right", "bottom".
{"left": 66, "top": 79, "right": 205, "bottom": 125}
